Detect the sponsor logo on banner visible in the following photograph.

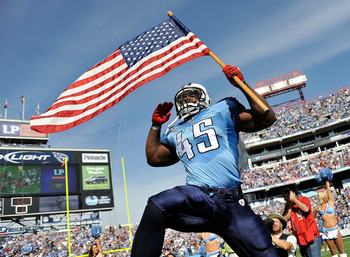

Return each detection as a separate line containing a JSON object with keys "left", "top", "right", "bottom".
{"left": 85, "top": 196, "right": 99, "bottom": 206}
{"left": 53, "top": 152, "right": 69, "bottom": 164}
{"left": 85, "top": 195, "right": 111, "bottom": 206}
{"left": 0, "top": 151, "right": 70, "bottom": 164}
{"left": 97, "top": 195, "right": 111, "bottom": 205}
{"left": 252, "top": 151, "right": 282, "bottom": 162}
{"left": 41, "top": 211, "right": 100, "bottom": 224}
{"left": 0, "top": 226, "right": 7, "bottom": 235}
{"left": 82, "top": 153, "right": 108, "bottom": 163}
{"left": 0, "top": 122, "right": 48, "bottom": 138}
{"left": 0, "top": 151, "right": 51, "bottom": 164}
{"left": 0, "top": 123, "right": 20, "bottom": 136}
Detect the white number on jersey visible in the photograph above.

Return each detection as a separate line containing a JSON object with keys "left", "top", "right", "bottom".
{"left": 176, "top": 118, "right": 219, "bottom": 160}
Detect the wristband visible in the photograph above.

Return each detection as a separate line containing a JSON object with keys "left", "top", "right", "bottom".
{"left": 151, "top": 124, "right": 161, "bottom": 131}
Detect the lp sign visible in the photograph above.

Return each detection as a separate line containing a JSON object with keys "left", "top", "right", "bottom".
{"left": 0, "top": 123, "right": 20, "bottom": 136}
{"left": 0, "top": 226, "right": 7, "bottom": 235}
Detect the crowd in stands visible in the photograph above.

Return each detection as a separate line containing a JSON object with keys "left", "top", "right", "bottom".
{"left": 0, "top": 89, "right": 349, "bottom": 256}
{"left": 0, "top": 225, "right": 136, "bottom": 257}
{"left": 242, "top": 145, "right": 349, "bottom": 190}
{"left": 1, "top": 184, "right": 349, "bottom": 256}
{"left": 241, "top": 88, "right": 350, "bottom": 142}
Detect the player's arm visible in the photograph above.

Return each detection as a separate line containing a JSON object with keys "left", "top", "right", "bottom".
{"left": 222, "top": 65, "right": 276, "bottom": 132}
{"left": 146, "top": 102, "right": 180, "bottom": 167}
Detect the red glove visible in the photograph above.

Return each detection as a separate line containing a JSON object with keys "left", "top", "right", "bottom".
{"left": 152, "top": 102, "right": 174, "bottom": 125}
{"left": 222, "top": 64, "right": 245, "bottom": 87}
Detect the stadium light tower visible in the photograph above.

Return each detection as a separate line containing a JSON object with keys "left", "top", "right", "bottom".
{"left": 252, "top": 71, "right": 307, "bottom": 108}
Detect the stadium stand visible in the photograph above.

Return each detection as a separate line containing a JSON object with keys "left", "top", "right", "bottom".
{"left": 0, "top": 87, "right": 349, "bottom": 256}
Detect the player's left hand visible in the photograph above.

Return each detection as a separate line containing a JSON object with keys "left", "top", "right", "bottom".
{"left": 152, "top": 102, "right": 173, "bottom": 125}
{"left": 222, "top": 64, "right": 245, "bottom": 87}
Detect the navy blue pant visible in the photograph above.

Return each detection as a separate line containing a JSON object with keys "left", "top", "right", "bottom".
{"left": 131, "top": 185, "right": 277, "bottom": 257}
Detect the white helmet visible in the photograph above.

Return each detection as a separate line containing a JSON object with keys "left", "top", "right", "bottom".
{"left": 174, "top": 83, "right": 211, "bottom": 120}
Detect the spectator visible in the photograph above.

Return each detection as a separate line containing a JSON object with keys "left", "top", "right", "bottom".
{"left": 88, "top": 238, "right": 103, "bottom": 257}
{"left": 266, "top": 213, "right": 297, "bottom": 257}
{"left": 282, "top": 188, "right": 321, "bottom": 257}
{"left": 314, "top": 180, "right": 347, "bottom": 257}
{"left": 198, "top": 233, "right": 221, "bottom": 257}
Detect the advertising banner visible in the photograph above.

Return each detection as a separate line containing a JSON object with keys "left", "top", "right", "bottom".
{"left": 82, "top": 166, "right": 111, "bottom": 190}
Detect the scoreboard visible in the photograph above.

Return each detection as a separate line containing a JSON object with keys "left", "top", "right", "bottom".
{"left": 0, "top": 148, "right": 114, "bottom": 218}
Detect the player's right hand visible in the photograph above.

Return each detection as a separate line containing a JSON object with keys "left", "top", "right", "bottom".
{"left": 152, "top": 102, "right": 173, "bottom": 125}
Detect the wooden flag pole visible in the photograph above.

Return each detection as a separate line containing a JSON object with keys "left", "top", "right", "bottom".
{"left": 167, "top": 11, "right": 269, "bottom": 113}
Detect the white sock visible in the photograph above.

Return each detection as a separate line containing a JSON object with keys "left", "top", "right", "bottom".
{"left": 339, "top": 254, "right": 347, "bottom": 257}
{"left": 332, "top": 255, "right": 338, "bottom": 257}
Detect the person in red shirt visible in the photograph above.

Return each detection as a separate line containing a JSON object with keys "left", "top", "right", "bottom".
{"left": 282, "top": 188, "right": 321, "bottom": 257}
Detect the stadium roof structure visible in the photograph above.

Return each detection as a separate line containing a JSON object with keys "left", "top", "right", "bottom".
{"left": 252, "top": 70, "right": 307, "bottom": 108}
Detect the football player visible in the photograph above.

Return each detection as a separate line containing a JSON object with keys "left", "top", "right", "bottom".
{"left": 131, "top": 65, "right": 277, "bottom": 257}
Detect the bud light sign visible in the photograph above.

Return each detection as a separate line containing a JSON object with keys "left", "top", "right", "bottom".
{"left": 0, "top": 151, "right": 70, "bottom": 164}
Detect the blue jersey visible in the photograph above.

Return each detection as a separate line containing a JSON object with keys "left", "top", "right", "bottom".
{"left": 161, "top": 97, "right": 245, "bottom": 188}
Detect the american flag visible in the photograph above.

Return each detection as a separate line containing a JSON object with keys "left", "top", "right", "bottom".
{"left": 30, "top": 15, "right": 210, "bottom": 133}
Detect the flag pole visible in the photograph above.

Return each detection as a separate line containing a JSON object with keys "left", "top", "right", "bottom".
{"left": 4, "top": 99, "right": 7, "bottom": 119}
{"left": 167, "top": 11, "right": 269, "bottom": 113}
{"left": 36, "top": 102, "right": 40, "bottom": 114}
{"left": 21, "top": 95, "right": 25, "bottom": 120}
{"left": 64, "top": 158, "right": 72, "bottom": 256}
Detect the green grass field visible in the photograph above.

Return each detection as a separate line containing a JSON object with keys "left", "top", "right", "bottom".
{"left": 296, "top": 236, "right": 350, "bottom": 257}
{"left": 0, "top": 165, "right": 41, "bottom": 195}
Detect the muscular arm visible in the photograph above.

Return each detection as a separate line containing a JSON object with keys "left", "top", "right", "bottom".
{"left": 236, "top": 83, "right": 276, "bottom": 132}
{"left": 222, "top": 65, "right": 276, "bottom": 132}
{"left": 146, "top": 126, "right": 179, "bottom": 167}
{"left": 146, "top": 102, "right": 179, "bottom": 167}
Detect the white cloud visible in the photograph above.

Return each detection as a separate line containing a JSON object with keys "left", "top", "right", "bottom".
{"left": 218, "top": 1, "right": 350, "bottom": 67}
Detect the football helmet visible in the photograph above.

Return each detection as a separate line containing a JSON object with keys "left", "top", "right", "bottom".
{"left": 174, "top": 83, "right": 211, "bottom": 120}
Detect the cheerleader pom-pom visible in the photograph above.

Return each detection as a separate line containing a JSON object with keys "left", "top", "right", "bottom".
{"left": 315, "top": 172, "right": 323, "bottom": 183}
{"left": 321, "top": 168, "right": 333, "bottom": 181}
{"left": 23, "top": 244, "right": 33, "bottom": 255}
{"left": 90, "top": 224, "right": 102, "bottom": 238}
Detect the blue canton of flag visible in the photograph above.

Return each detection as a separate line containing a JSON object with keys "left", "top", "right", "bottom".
{"left": 120, "top": 18, "right": 190, "bottom": 67}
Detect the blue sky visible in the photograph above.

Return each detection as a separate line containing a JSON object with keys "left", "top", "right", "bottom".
{"left": 1, "top": 0, "right": 350, "bottom": 226}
